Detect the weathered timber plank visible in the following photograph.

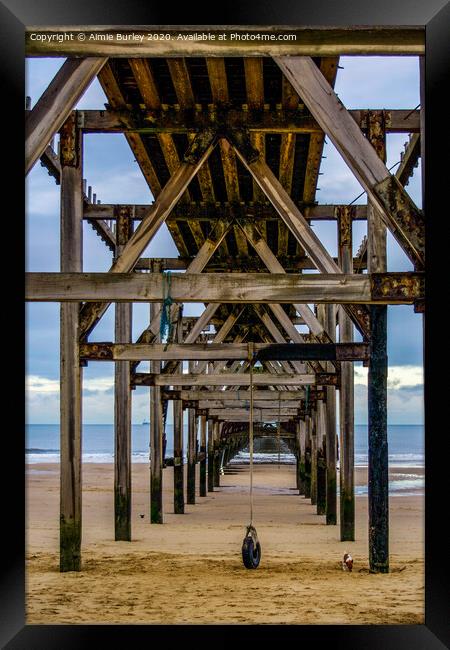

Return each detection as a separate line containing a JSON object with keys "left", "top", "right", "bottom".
{"left": 79, "top": 341, "right": 369, "bottom": 361}
{"left": 78, "top": 107, "right": 421, "bottom": 134}
{"left": 26, "top": 26, "right": 425, "bottom": 57}
{"left": 78, "top": 129, "right": 217, "bottom": 339}
{"left": 274, "top": 56, "right": 424, "bottom": 268}
{"left": 59, "top": 115, "right": 83, "bottom": 572}
{"left": 84, "top": 202, "right": 369, "bottom": 222}
{"left": 229, "top": 132, "right": 371, "bottom": 337}
{"left": 26, "top": 57, "right": 106, "bottom": 173}
{"left": 26, "top": 272, "right": 424, "bottom": 304}
{"left": 133, "top": 372, "right": 337, "bottom": 387}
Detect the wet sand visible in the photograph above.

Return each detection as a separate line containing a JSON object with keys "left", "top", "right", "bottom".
{"left": 26, "top": 462, "right": 424, "bottom": 624}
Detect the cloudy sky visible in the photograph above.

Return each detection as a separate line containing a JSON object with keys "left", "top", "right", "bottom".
{"left": 25, "top": 55, "right": 424, "bottom": 425}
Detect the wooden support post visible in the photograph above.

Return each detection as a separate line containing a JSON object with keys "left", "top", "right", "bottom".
{"left": 213, "top": 420, "right": 221, "bottom": 488}
{"left": 298, "top": 419, "right": 306, "bottom": 495}
{"left": 367, "top": 112, "right": 389, "bottom": 572}
{"left": 325, "top": 304, "right": 337, "bottom": 525}
{"left": 199, "top": 414, "right": 207, "bottom": 496}
{"left": 187, "top": 361, "right": 196, "bottom": 504}
{"left": 310, "top": 408, "right": 318, "bottom": 506}
{"left": 304, "top": 415, "right": 312, "bottom": 499}
{"left": 114, "top": 209, "right": 132, "bottom": 540}
{"left": 316, "top": 400, "right": 327, "bottom": 516}
{"left": 150, "top": 300, "right": 163, "bottom": 523}
{"left": 338, "top": 208, "right": 355, "bottom": 541}
{"left": 59, "top": 114, "right": 83, "bottom": 571}
{"left": 207, "top": 418, "right": 215, "bottom": 492}
{"left": 173, "top": 306, "right": 184, "bottom": 513}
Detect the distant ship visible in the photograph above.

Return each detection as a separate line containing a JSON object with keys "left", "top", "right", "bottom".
{"left": 142, "top": 420, "right": 150, "bottom": 425}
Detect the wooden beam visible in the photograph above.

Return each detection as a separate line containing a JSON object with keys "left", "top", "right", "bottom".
{"left": 338, "top": 204, "right": 355, "bottom": 542}
{"left": 132, "top": 218, "right": 231, "bottom": 360}
{"left": 133, "top": 372, "right": 337, "bottom": 387}
{"left": 80, "top": 341, "right": 369, "bottom": 362}
{"left": 302, "top": 57, "right": 338, "bottom": 204}
{"left": 26, "top": 26, "right": 425, "bottom": 57}
{"left": 199, "top": 414, "right": 207, "bottom": 496}
{"left": 324, "top": 304, "right": 337, "bottom": 526}
{"left": 274, "top": 56, "right": 424, "bottom": 269}
{"left": 27, "top": 271, "right": 424, "bottom": 304}
{"left": 229, "top": 132, "right": 371, "bottom": 337}
{"left": 79, "top": 107, "right": 421, "bottom": 135}
{"left": 97, "top": 63, "right": 162, "bottom": 197}
{"left": 114, "top": 210, "right": 132, "bottom": 541}
{"left": 150, "top": 301, "right": 163, "bottom": 524}
{"left": 78, "top": 129, "right": 217, "bottom": 339}
{"left": 186, "top": 360, "right": 197, "bottom": 505}
{"left": 84, "top": 202, "right": 370, "bottom": 222}
{"left": 164, "top": 389, "right": 320, "bottom": 401}
{"left": 173, "top": 308, "right": 185, "bottom": 514}
{"left": 59, "top": 114, "right": 83, "bottom": 572}
{"left": 197, "top": 400, "right": 301, "bottom": 409}
{"left": 26, "top": 57, "right": 106, "bottom": 173}
{"left": 367, "top": 112, "right": 389, "bottom": 572}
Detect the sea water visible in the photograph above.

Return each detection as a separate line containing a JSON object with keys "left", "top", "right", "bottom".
{"left": 25, "top": 423, "right": 424, "bottom": 495}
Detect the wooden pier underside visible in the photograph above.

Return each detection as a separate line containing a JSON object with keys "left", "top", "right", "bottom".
{"left": 25, "top": 38, "right": 424, "bottom": 575}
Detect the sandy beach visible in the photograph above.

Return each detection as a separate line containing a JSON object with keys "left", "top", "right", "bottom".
{"left": 26, "top": 462, "right": 424, "bottom": 624}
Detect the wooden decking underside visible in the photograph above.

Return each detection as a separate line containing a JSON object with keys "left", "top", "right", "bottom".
{"left": 97, "top": 55, "right": 338, "bottom": 336}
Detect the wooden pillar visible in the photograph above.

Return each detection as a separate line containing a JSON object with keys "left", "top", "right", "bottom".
{"left": 325, "top": 304, "right": 337, "bottom": 524}
{"left": 59, "top": 113, "right": 83, "bottom": 571}
{"left": 304, "top": 414, "right": 312, "bottom": 499}
{"left": 316, "top": 400, "right": 327, "bottom": 516}
{"left": 367, "top": 111, "right": 389, "bottom": 572}
{"left": 207, "top": 418, "right": 215, "bottom": 492}
{"left": 213, "top": 420, "right": 221, "bottom": 488}
{"left": 173, "top": 309, "right": 184, "bottom": 513}
{"left": 150, "top": 300, "right": 163, "bottom": 524}
{"left": 187, "top": 361, "right": 196, "bottom": 504}
{"left": 310, "top": 408, "right": 318, "bottom": 505}
{"left": 298, "top": 419, "right": 306, "bottom": 495}
{"left": 338, "top": 207, "right": 355, "bottom": 541}
{"left": 114, "top": 209, "right": 132, "bottom": 540}
{"left": 60, "top": 112, "right": 83, "bottom": 571}
{"left": 199, "top": 414, "right": 207, "bottom": 496}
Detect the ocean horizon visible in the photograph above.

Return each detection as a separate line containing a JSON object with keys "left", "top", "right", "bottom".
{"left": 25, "top": 423, "right": 424, "bottom": 496}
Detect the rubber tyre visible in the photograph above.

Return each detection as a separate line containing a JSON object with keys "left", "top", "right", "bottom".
{"left": 242, "top": 537, "right": 261, "bottom": 569}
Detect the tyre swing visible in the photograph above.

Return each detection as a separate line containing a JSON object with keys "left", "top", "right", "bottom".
{"left": 241, "top": 343, "right": 262, "bottom": 569}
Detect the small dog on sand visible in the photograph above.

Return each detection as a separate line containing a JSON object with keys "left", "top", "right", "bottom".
{"left": 342, "top": 553, "right": 353, "bottom": 572}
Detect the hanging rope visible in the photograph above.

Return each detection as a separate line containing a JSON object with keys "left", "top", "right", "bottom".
{"left": 159, "top": 271, "right": 173, "bottom": 343}
{"left": 241, "top": 341, "right": 262, "bottom": 569}
{"left": 277, "top": 395, "right": 281, "bottom": 469}
{"left": 248, "top": 342, "right": 255, "bottom": 526}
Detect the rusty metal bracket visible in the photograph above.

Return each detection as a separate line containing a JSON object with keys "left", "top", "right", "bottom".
{"left": 367, "top": 110, "right": 387, "bottom": 162}
{"left": 372, "top": 175, "right": 425, "bottom": 270}
{"left": 183, "top": 128, "right": 217, "bottom": 164}
{"left": 59, "top": 111, "right": 79, "bottom": 167}
{"left": 371, "top": 272, "right": 424, "bottom": 302}
{"left": 223, "top": 127, "right": 261, "bottom": 164}
{"left": 79, "top": 342, "right": 114, "bottom": 360}
{"left": 336, "top": 205, "right": 355, "bottom": 249}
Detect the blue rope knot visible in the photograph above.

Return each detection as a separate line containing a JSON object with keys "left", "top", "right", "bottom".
{"left": 160, "top": 271, "right": 173, "bottom": 343}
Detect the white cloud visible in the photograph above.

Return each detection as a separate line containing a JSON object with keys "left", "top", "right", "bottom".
{"left": 354, "top": 365, "right": 423, "bottom": 389}
{"left": 26, "top": 374, "right": 114, "bottom": 394}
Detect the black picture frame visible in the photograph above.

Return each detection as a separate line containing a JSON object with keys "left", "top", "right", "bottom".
{"left": 3, "top": 0, "right": 449, "bottom": 646}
